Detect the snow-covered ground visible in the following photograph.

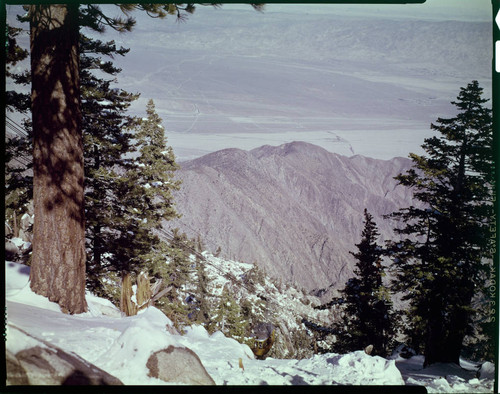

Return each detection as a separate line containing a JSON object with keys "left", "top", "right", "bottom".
{"left": 5, "top": 259, "right": 495, "bottom": 390}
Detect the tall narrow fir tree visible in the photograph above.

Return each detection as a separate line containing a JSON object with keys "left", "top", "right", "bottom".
{"left": 333, "top": 209, "right": 394, "bottom": 357}
{"left": 387, "top": 81, "right": 494, "bottom": 366}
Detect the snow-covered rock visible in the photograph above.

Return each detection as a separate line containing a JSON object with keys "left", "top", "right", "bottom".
{"left": 180, "top": 250, "right": 331, "bottom": 359}
{"left": 6, "top": 350, "right": 29, "bottom": 385}
{"left": 147, "top": 346, "right": 216, "bottom": 385}
{"left": 389, "top": 343, "right": 417, "bottom": 360}
{"left": 7, "top": 326, "right": 123, "bottom": 385}
{"left": 5, "top": 240, "right": 20, "bottom": 260}
{"left": 477, "top": 361, "right": 495, "bottom": 380}
{"left": 5, "top": 237, "right": 32, "bottom": 261}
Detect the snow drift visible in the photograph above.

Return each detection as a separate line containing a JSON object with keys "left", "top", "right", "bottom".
{"left": 5, "top": 259, "right": 495, "bottom": 390}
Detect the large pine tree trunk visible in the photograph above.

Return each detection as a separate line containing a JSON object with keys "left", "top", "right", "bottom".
{"left": 424, "top": 301, "right": 468, "bottom": 367}
{"left": 29, "top": 4, "right": 87, "bottom": 314}
{"left": 424, "top": 324, "right": 464, "bottom": 367}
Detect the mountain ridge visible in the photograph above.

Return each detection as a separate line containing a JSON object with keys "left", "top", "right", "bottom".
{"left": 167, "top": 141, "right": 414, "bottom": 296}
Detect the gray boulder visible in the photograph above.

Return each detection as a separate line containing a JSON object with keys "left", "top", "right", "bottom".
{"left": 8, "top": 345, "right": 123, "bottom": 385}
{"left": 477, "top": 361, "right": 495, "bottom": 380}
{"left": 147, "top": 346, "right": 216, "bottom": 385}
{"left": 6, "top": 350, "right": 29, "bottom": 385}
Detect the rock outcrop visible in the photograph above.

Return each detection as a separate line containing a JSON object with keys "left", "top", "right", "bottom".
{"left": 6, "top": 350, "right": 29, "bottom": 385}
{"left": 147, "top": 346, "right": 216, "bottom": 385}
{"left": 6, "top": 326, "right": 123, "bottom": 386}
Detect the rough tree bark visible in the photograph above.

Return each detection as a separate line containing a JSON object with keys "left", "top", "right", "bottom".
{"left": 29, "top": 4, "right": 87, "bottom": 314}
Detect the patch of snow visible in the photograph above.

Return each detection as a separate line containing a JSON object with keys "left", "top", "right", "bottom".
{"left": 95, "top": 308, "right": 178, "bottom": 384}
{"left": 131, "top": 284, "right": 137, "bottom": 304}
{"left": 85, "top": 293, "right": 122, "bottom": 318}
{"left": 6, "top": 325, "right": 50, "bottom": 355}
{"left": 6, "top": 261, "right": 61, "bottom": 312}
{"left": 10, "top": 237, "right": 29, "bottom": 249}
{"left": 396, "top": 355, "right": 495, "bottom": 393}
{"left": 97, "top": 100, "right": 113, "bottom": 106}
{"left": 4, "top": 261, "right": 496, "bottom": 390}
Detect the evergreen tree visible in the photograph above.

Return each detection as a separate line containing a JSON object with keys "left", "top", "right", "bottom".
{"left": 111, "top": 99, "right": 181, "bottom": 278}
{"left": 80, "top": 35, "right": 142, "bottom": 296}
{"left": 144, "top": 229, "right": 195, "bottom": 329}
{"left": 192, "top": 256, "right": 212, "bottom": 326}
{"left": 5, "top": 25, "right": 34, "bottom": 241}
{"left": 26, "top": 4, "right": 90, "bottom": 313}
{"left": 213, "top": 285, "right": 249, "bottom": 341}
{"left": 6, "top": 25, "right": 30, "bottom": 114}
{"left": 5, "top": 123, "right": 32, "bottom": 241}
{"left": 332, "top": 209, "right": 394, "bottom": 357}
{"left": 18, "top": 2, "right": 240, "bottom": 313}
{"left": 161, "top": 230, "right": 193, "bottom": 293}
{"left": 4, "top": 26, "right": 143, "bottom": 295}
{"left": 108, "top": 99, "right": 185, "bottom": 317}
{"left": 386, "top": 81, "right": 494, "bottom": 366}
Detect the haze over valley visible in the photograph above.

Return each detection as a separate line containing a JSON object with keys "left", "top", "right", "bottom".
{"left": 91, "top": 3, "right": 491, "bottom": 160}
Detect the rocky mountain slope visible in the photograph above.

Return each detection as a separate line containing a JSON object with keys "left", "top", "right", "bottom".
{"left": 183, "top": 251, "right": 331, "bottom": 359}
{"left": 167, "top": 141, "right": 414, "bottom": 296}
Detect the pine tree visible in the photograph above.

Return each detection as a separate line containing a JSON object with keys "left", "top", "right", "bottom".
{"left": 109, "top": 98, "right": 185, "bottom": 317}
{"left": 27, "top": 4, "right": 89, "bottom": 314}
{"left": 111, "top": 99, "right": 181, "bottom": 278}
{"left": 192, "top": 256, "right": 212, "bottom": 326}
{"left": 15, "top": 3, "right": 196, "bottom": 313}
{"left": 214, "top": 285, "right": 248, "bottom": 341}
{"left": 80, "top": 35, "right": 142, "bottom": 296}
{"left": 386, "top": 81, "right": 494, "bottom": 366}
{"left": 6, "top": 25, "right": 30, "bottom": 114}
{"left": 332, "top": 209, "right": 394, "bottom": 357}
{"left": 139, "top": 231, "right": 188, "bottom": 327}
{"left": 162, "top": 230, "right": 193, "bottom": 293}
{"left": 13, "top": 2, "right": 263, "bottom": 314}
{"left": 5, "top": 26, "right": 142, "bottom": 295}
{"left": 5, "top": 123, "right": 32, "bottom": 244}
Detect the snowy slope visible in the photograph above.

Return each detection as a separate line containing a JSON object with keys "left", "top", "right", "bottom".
{"left": 5, "top": 260, "right": 495, "bottom": 390}
{"left": 189, "top": 250, "right": 332, "bottom": 359}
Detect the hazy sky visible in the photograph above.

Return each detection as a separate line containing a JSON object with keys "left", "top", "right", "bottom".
{"left": 6, "top": 1, "right": 493, "bottom": 28}
{"left": 225, "top": 0, "right": 492, "bottom": 22}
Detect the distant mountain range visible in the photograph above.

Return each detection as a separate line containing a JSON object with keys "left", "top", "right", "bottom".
{"left": 166, "top": 142, "right": 414, "bottom": 297}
